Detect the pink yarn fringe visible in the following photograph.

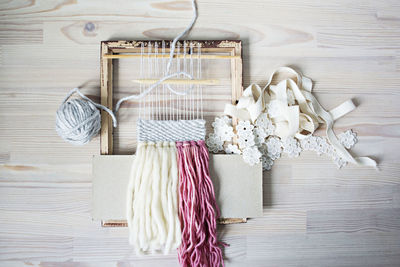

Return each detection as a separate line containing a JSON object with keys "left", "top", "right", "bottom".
{"left": 176, "top": 140, "right": 224, "bottom": 267}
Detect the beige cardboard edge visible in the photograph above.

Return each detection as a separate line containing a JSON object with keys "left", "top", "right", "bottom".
{"left": 92, "top": 154, "right": 263, "bottom": 221}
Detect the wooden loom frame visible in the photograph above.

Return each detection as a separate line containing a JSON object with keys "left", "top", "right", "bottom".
{"left": 99, "top": 40, "right": 244, "bottom": 226}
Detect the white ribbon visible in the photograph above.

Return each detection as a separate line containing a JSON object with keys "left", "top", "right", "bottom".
{"left": 224, "top": 67, "right": 377, "bottom": 169}
{"left": 224, "top": 83, "right": 263, "bottom": 122}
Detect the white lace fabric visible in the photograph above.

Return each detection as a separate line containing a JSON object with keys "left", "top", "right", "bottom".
{"left": 207, "top": 116, "right": 359, "bottom": 170}
{"left": 206, "top": 67, "right": 375, "bottom": 171}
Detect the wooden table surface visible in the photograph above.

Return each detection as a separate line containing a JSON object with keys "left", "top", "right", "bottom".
{"left": 1, "top": 0, "right": 400, "bottom": 266}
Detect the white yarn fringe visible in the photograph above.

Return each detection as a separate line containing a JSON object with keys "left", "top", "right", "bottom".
{"left": 126, "top": 141, "right": 181, "bottom": 254}
{"left": 137, "top": 119, "right": 206, "bottom": 142}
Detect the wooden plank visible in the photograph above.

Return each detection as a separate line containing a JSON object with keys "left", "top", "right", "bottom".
{"left": 0, "top": 22, "right": 43, "bottom": 45}
{"left": 222, "top": 209, "right": 306, "bottom": 235}
{"left": 246, "top": 232, "right": 400, "bottom": 264}
{"left": 100, "top": 42, "right": 113, "bottom": 155}
{"left": 231, "top": 41, "right": 243, "bottom": 104}
{"left": 72, "top": 235, "right": 247, "bottom": 262}
{"left": 263, "top": 184, "right": 400, "bottom": 211}
{"left": 307, "top": 208, "right": 400, "bottom": 234}
{"left": 230, "top": 40, "right": 243, "bottom": 130}
{"left": 0, "top": 0, "right": 400, "bottom": 265}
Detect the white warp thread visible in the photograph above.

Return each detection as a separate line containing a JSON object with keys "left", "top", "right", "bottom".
{"left": 55, "top": 88, "right": 117, "bottom": 145}
{"left": 137, "top": 119, "right": 206, "bottom": 142}
{"left": 126, "top": 142, "right": 181, "bottom": 254}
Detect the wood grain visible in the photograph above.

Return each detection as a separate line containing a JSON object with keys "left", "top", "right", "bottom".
{"left": 0, "top": 0, "right": 400, "bottom": 266}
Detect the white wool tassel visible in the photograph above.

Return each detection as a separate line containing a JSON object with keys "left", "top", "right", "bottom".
{"left": 126, "top": 142, "right": 146, "bottom": 246}
{"left": 126, "top": 141, "right": 181, "bottom": 254}
{"left": 169, "top": 143, "right": 181, "bottom": 249}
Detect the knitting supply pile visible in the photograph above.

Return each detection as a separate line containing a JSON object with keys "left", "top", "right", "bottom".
{"left": 209, "top": 67, "right": 377, "bottom": 170}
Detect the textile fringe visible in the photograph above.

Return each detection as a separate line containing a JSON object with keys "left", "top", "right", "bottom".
{"left": 126, "top": 141, "right": 181, "bottom": 254}
{"left": 177, "top": 140, "right": 224, "bottom": 266}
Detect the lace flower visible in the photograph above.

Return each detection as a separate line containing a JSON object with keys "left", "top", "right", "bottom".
{"left": 315, "top": 137, "right": 332, "bottom": 156}
{"left": 267, "top": 101, "right": 280, "bottom": 118}
{"left": 261, "top": 155, "right": 274, "bottom": 171}
{"left": 236, "top": 120, "right": 254, "bottom": 136}
{"left": 255, "top": 113, "right": 275, "bottom": 136}
{"left": 225, "top": 143, "right": 241, "bottom": 155}
{"left": 300, "top": 135, "right": 319, "bottom": 151}
{"left": 214, "top": 124, "right": 234, "bottom": 142}
{"left": 242, "top": 146, "right": 262, "bottom": 166}
{"left": 339, "top": 129, "right": 357, "bottom": 149}
{"left": 265, "top": 136, "right": 282, "bottom": 160}
{"left": 212, "top": 116, "right": 232, "bottom": 129}
{"left": 332, "top": 153, "right": 347, "bottom": 169}
{"left": 282, "top": 137, "right": 302, "bottom": 158}
{"left": 238, "top": 132, "right": 256, "bottom": 149}
{"left": 206, "top": 133, "right": 223, "bottom": 153}
{"left": 253, "top": 128, "right": 268, "bottom": 145}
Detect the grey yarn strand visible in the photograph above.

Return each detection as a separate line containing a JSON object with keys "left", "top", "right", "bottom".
{"left": 56, "top": 88, "right": 117, "bottom": 145}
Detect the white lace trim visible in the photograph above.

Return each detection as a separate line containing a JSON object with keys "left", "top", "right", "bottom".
{"left": 223, "top": 67, "right": 376, "bottom": 169}
{"left": 206, "top": 67, "right": 377, "bottom": 170}
{"left": 206, "top": 115, "right": 359, "bottom": 170}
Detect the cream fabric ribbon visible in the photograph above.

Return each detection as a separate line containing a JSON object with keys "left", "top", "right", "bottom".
{"left": 224, "top": 67, "right": 377, "bottom": 168}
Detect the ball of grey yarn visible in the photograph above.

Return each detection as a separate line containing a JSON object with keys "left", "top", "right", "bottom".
{"left": 56, "top": 98, "right": 101, "bottom": 145}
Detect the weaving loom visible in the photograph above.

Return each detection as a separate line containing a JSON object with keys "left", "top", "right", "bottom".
{"left": 92, "top": 40, "right": 262, "bottom": 265}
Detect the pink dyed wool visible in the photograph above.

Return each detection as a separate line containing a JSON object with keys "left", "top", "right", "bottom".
{"left": 176, "top": 140, "right": 224, "bottom": 267}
